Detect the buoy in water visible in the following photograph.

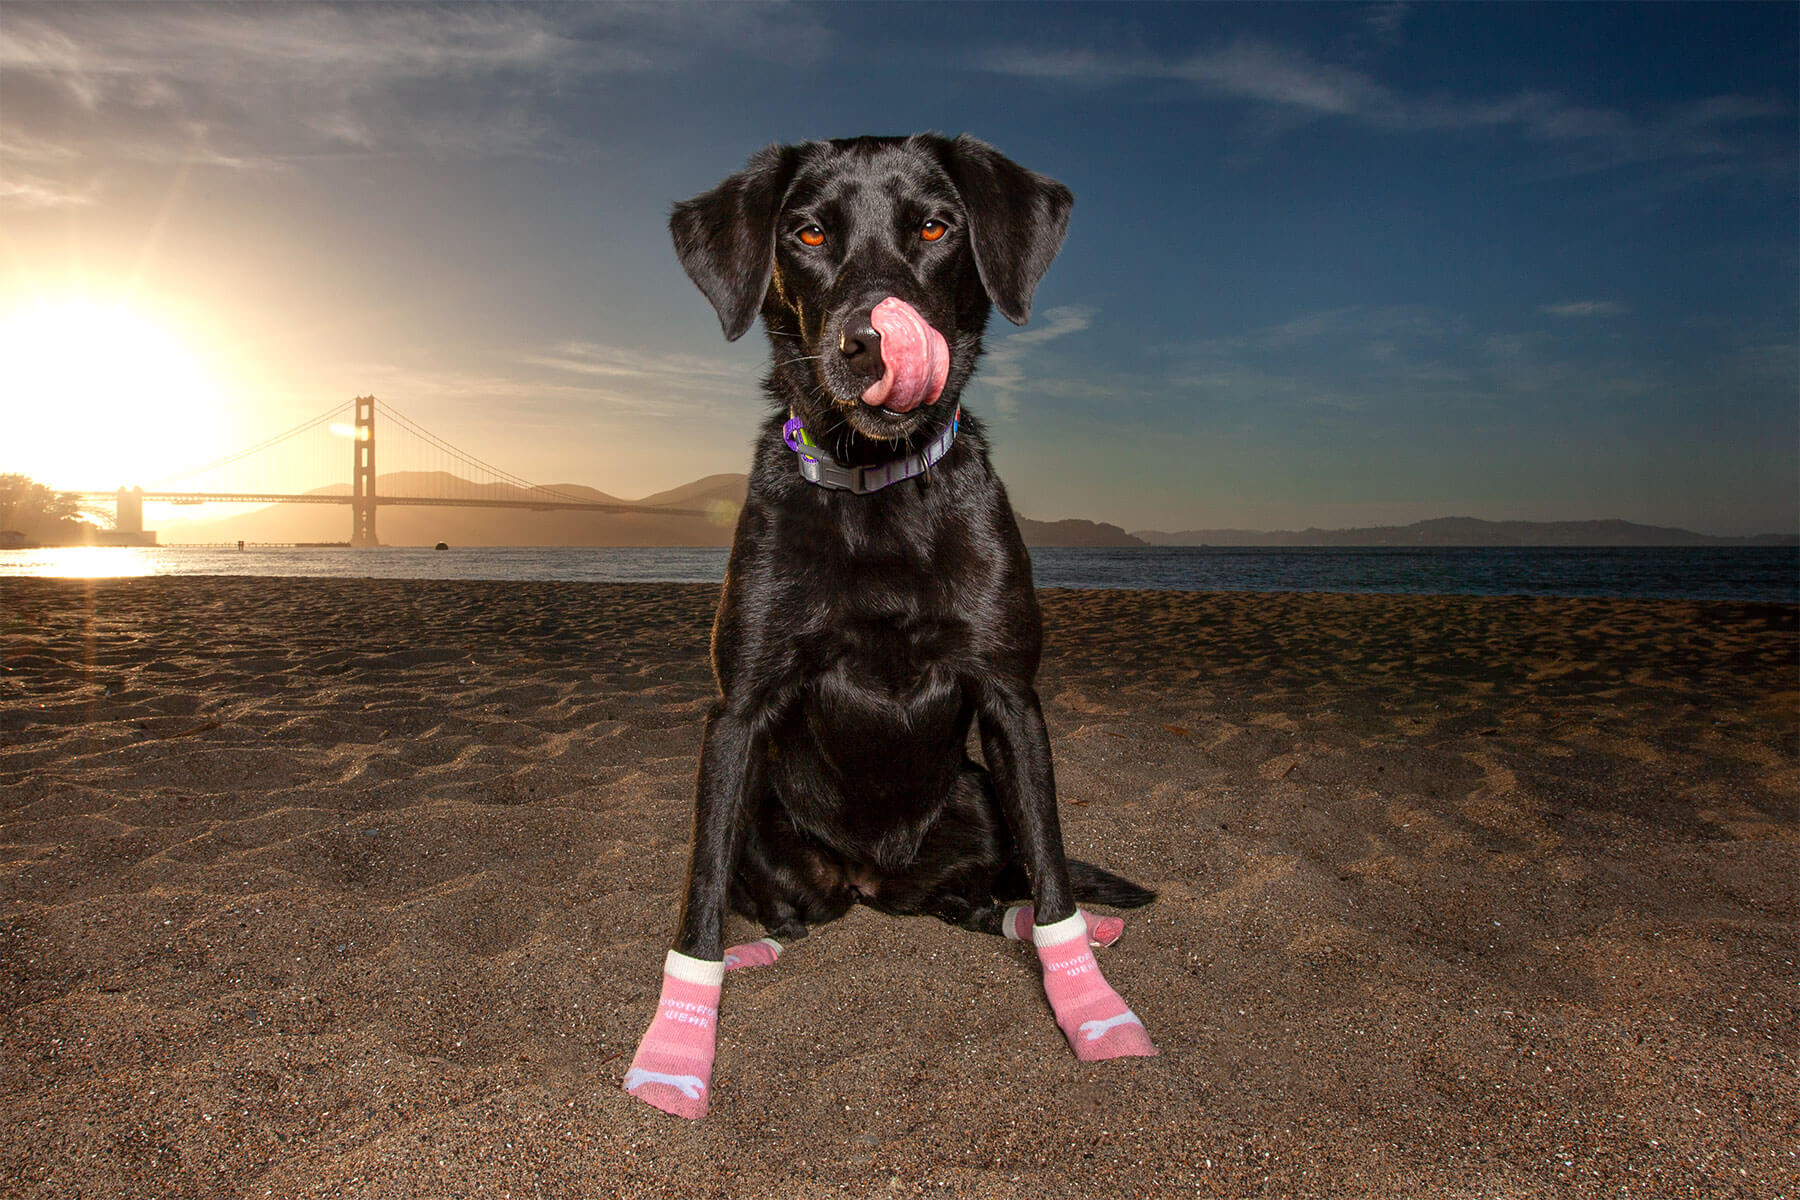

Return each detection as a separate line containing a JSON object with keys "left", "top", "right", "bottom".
{"left": 435, "top": 542, "right": 449, "bottom": 551}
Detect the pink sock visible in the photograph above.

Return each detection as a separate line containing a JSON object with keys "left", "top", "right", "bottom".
{"left": 1033, "top": 911, "right": 1157, "bottom": 1061}
{"left": 623, "top": 951, "right": 724, "bottom": 1119}
{"left": 1004, "top": 904, "right": 1124, "bottom": 947}
{"left": 723, "top": 937, "right": 783, "bottom": 970}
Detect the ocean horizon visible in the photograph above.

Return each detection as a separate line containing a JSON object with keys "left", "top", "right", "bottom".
{"left": 3, "top": 544, "right": 1794, "bottom": 604}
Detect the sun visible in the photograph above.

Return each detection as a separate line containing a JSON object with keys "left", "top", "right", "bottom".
{"left": 0, "top": 295, "right": 234, "bottom": 491}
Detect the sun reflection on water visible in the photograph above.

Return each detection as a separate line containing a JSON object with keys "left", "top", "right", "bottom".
{"left": 0, "top": 547, "right": 158, "bottom": 579}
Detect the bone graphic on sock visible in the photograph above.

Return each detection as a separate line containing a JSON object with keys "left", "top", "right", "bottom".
{"left": 1079, "top": 1011, "right": 1145, "bottom": 1041}
{"left": 624, "top": 953, "right": 725, "bottom": 1119}
{"left": 624, "top": 1067, "right": 706, "bottom": 1100}
{"left": 1034, "top": 914, "right": 1158, "bottom": 1061}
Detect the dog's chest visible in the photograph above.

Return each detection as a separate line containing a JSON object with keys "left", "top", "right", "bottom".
{"left": 814, "top": 610, "right": 959, "bottom": 688}
{"left": 792, "top": 608, "right": 970, "bottom": 731}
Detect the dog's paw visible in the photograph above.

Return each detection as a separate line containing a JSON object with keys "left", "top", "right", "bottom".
{"left": 1072, "top": 1009, "right": 1158, "bottom": 1061}
{"left": 1034, "top": 915, "right": 1159, "bottom": 1062}
{"left": 623, "top": 951, "right": 723, "bottom": 1119}
{"left": 722, "top": 937, "right": 783, "bottom": 970}
{"left": 624, "top": 1067, "right": 710, "bottom": 1119}
{"left": 1006, "top": 905, "right": 1125, "bottom": 947}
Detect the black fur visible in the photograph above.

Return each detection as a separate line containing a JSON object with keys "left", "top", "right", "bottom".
{"left": 665, "top": 134, "right": 1152, "bottom": 957}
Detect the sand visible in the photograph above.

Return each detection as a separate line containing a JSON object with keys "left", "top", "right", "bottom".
{"left": 1, "top": 576, "right": 1794, "bottom": 1199}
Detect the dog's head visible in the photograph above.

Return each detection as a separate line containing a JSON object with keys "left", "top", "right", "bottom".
{"left": 670, "top": 134, "right": 1072, "bottom": 445}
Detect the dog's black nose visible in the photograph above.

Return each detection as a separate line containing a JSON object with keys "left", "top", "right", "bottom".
{"left": 838, "top": 317, "right": 884, "bottom": 379}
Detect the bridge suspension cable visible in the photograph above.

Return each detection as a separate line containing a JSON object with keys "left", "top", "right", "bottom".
{"left": 378, "top": 400, "right": 594, "bottom": 503}
{"left": 152, "top": 397, "right": 353, "bottom": 487}
{"left": 80, "top": 392, "right": 712, "bottom": 544}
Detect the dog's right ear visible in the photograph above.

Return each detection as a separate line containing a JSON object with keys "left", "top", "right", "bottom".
{"left": 669, "top": 144, "right": 801, "bottom": 342}
{"left": 935, "top": 134, "right": 1074, "bottom": 327}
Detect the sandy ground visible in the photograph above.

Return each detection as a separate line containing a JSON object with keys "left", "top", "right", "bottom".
{"left": 1, "top": 576, "right": 1794, "bottom": 1199}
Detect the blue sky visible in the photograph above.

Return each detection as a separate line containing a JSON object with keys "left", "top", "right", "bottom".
{"left": 2, "top": 2, "right": 1795, "bottom": 534}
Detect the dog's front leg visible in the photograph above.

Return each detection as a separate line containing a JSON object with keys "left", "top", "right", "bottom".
{"left": 977, "top": 683, "right": 1077, "bottom": 925}
{"left": 676, "top": 702, "right": 766, "bottom": 959}
{"left": 979, "top": 684, "right": 1158, "bottom": 1062}
{"left": 623, "top": 701, "right": 765, "bottom": 1119}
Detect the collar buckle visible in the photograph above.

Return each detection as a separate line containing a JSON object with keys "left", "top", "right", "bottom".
{"left": 784, "top": 408, "right": 961, "bottom": 495}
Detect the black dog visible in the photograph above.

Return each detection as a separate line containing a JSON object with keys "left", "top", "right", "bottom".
{"left": 624, "top": 135, "right": 1157, "bottom": 1119}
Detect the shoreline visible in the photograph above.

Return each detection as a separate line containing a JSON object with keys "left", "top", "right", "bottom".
{"left": 3, "top": 577, "right": 1795, "bottom": 1198}
{"left": 3, "top": 543, "right": 1795, "bottom": 606}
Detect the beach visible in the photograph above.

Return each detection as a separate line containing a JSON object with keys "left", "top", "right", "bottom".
{"left": 1, "top": 575, "right": 1794, "bottom": 1199}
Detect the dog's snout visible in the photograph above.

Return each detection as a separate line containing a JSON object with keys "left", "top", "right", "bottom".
{"left": 838, "top": 316, "right": 884, "bottom": 379}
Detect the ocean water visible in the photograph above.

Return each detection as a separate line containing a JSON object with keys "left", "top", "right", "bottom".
{"left": 3, "top": 543, "right": 1794, "bottom": 603}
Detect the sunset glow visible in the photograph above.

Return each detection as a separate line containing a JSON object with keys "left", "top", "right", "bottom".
{"left": 0, "top": 4, "right": 1794, "bottom": 535}
{"left": 0, "top": 296, "right": 233, "bottom": 490}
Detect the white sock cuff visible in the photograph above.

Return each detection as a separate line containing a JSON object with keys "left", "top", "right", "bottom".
{"left": 1002, "top": 904, "right": 1030, "bottom": 940}
{"left": 754, "top": 937, "right": 784, "bottom": 957}
{"left": 1032, "top": 910, "right": 1088, "bottom": 948}
{"left": 664, "top": 949, "right": 726, "bottom": 987}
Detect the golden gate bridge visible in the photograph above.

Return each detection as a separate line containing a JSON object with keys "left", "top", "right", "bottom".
{"left": 76, "top": 395, "right": 705, "bottom": 547}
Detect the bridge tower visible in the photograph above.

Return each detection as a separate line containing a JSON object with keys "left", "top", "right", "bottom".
{"left": 351, "top": 394, "right": 377, "bottom": 548}
{"left": 114, "top": 487, "right": 144, "bottom": 534}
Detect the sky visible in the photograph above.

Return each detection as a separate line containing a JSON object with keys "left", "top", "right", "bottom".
{"left": 2, "top": 1, "right": 1795, "bottom": 536}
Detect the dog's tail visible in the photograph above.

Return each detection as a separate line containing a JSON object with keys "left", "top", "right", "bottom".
{"left": 1068, "top": 859, "right": 1157, "bottom": 909}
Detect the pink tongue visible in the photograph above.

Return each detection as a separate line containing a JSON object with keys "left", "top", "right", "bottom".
{"left": 861, "top": 297, "right": 949, "bottom": 413}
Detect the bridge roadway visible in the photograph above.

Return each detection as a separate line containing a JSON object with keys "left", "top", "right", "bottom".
{"left": 76, "top": 492, "right": 707, "bottom": 516}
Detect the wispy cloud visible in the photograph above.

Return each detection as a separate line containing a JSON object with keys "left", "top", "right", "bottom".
{"left": 2, "top": 7, "right": 584, "bottom": 168}
{"left": 1161, "top": 300, "right": 1797, "bottom": 450}
{"left": 346, "top": 345, "right": 746, "bottom": 427}
{"left": 980, "top": 34, "right": 1785, "bottom": 177}
{"left": 0, "top": 4, "right": 828, "bottom": 204}
{"left": 979, "top": 306, "right": 1095, "bottom": 416}
{"left": 1190, "top": 305, "right": 1454, "bottom": 358}
{"left": 1362, "top": 3, "right": 1410, "bottom": 45}
{"left": 524, "top": 341, "right": 742, "bottom": 388}
{"left": 985, "top": 39, "right": 1383, "bottom": 116}
{"left": 1542, "top": 300, "right": 1630, "bottom": 319}
{"left": 0, "top": 170, "right": 95, "bottom": 209}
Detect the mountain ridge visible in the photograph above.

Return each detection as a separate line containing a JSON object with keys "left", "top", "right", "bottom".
{"left": 1134, "top": 516, "right": 1796, "bottom": 547}
{"left": 149, "top": 472, "right": 1796, "bottom": 547}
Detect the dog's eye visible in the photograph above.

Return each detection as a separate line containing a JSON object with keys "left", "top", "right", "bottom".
{"left": 797, "top": 225, "right": 826, "bottom": 248}
{"left": 920, "top": 219, "right": 948, "bottom": 243}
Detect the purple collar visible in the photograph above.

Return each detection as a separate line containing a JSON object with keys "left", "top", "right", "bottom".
{"left": 781, "top": 408, "right": 961, "bottom": 495}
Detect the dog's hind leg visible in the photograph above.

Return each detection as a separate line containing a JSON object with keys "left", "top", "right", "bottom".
{"left": 723, "top": 937, "right": 785, "bottom": 970}
{"left": 728, "top": 794, "right": 855, "bottom": 943}
{"left": 997, "top": 859, "right": 1154, "bottom": 946}
{"left": 958, "top": 768, "right": 1140, "bottom": 946}
{"left": 913, "top": 891, "right": 1009, "bottom": 936}
{"left": 1000, "top": 904, "right": 1125, "bottom": 947}
{"left": 862, "top": 765, "right": 1014, "bottom": 935}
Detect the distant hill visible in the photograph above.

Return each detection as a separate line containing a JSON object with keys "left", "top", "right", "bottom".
{"left": 631, "top": 473, "right": 746, "bottom": 511}
{"left": 1134, "top": 517, "right": 1798, "bottom": 547}
{"left": 155, "top": 476, "right": 1794, "bottom": 549}
{"left": 157, "top": 471, "right": 739, "bottom": 547}
{"left": 154, "top": 470, "right": 1146, "bottom": 548}
{"left": 1015, "top": 517, "right": 1146, "bottom": 546}
{"left": 295, "top": 470, "right": 632, "bottom": 508}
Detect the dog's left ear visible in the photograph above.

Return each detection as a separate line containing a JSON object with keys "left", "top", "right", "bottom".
{"left": 669, "top": 143, "right": 801, "bottom": 341}
{"left": 934, "top": 134, "right": 1074, "bottom": 326}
